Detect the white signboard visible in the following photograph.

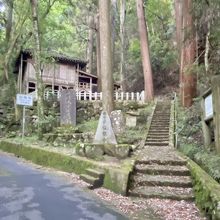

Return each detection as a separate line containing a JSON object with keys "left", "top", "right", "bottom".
{"left": 204, "top": 94, "right": 213, "bottom": 119}
{"left": 16, "top": 94, "right": 33, "bottom": 107}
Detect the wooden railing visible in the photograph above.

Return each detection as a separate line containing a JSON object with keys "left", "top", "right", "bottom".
{"left": 31, "top": 90, "right": 145, "bottom": 102}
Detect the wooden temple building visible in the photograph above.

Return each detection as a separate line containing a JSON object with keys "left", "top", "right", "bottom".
{"left": 15, "top": 50, "right": 101, "bottom": 95}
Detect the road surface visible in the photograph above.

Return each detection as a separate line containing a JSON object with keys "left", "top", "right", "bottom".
{"left": 0, "top": 152, "right": 128, "bottom": 220}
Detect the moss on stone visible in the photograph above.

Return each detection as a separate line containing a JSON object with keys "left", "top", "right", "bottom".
{"left": 0, "top": 140, "right": 134, "bottom": 195}
{"left": 187, "top": 159, "right": 220, "bottom": 219}
{"left": 103, "top": 168, "right": 130, "bottom": 195}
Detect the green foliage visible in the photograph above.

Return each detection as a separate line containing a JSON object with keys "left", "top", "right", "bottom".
{"left": 179, "top": 144, "right": 200, "bottom": 160}
{"left": 128, "top": 38, "right": 141, "bottom": 63}
{"left": 179, "top": 144, "right": 220, "bottom": 183}
{"left": 117, "top": 127, "right": 145, "bottom": 145}
{"left": 77, "top": 119, "right": 98, "bottom": 133}
{"left": 194, "top": 151, "right": 220, "bottom": 183}
{"left": 177, "top": 99, "right": 203, "bottom": 146}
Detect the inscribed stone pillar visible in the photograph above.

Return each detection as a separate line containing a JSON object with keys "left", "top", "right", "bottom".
{"left": 94, "top": 111, "right": 117, "bottom": 145}
{"left": 60, "top": 90, "right": 76, "bottom": 126}
{"left": 211, "top": 75, "right": 220, "bottom": 154}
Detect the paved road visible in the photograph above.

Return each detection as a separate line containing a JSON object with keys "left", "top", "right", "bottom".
{"left": 0, "top": 152, "right": 128, "bottom": 220}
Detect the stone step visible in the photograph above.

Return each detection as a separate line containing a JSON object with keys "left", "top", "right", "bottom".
{"left": 147, "top": 134, "right": 169, "bottom": 137}
{"left": 152, "top": 115, "right": 170, "bottom": 117}
{"left": 150, "top": 127, "right": 170, "bottom": 130}
{"left": 129, "top": 186, "right": 194, "bottom": 201}
{"left": 135, "top": 164, "right": 190, "bottom": 176}
{"left": 145, "top": 139, "right": 169, "bottom": 143}
{"left": 151, "top": 120, "right": 170, "bottom": 123}
{"left": 146, "top": 139, "right": 169, "bottom": 143}
{"left": 149, "top": 127, "right": 169, "bottom": 130}
{"left": 151, "top": 119, "right": 170, "bottom": 121}
{"left": 147, "top": 135, "right": 169, "bottom": 138}
{"left": 136, "top": 159, "right": 187, "bottom": 166}
{"left": 148, "top": 130, "right": 169, "bottom": 136}
{"left": 86, "top": 168, "right": 105, "bottom": 179}
{"left": 151, "top": 119, "right": 170, "bottom": 122}
{"left": 148, "top": 131, "right": 169, "bottom": 134}
{"left": 151, "top": 122, "right": 170, "bottom": 125}
{"left": 147, "top": 133, "right": 169, "bottom": 137}
{"left": 145, "top": 142, "right": 169, "bottom": 146}
{"left": 150, "top": 126, "right": 170, "bottom": 129}
{"left": 153, "top": 114, "right": 170, "bottom": 116}
{"left": 80, "top": 174, "right": 103, "bottom": 189}
{"left": 149, "top": 128, "right": 169, "bottom": 134}
{"left": 133, "top": 174, "right": 192, "bottom": 188}
{"left": 147, "top": 136, "right": 169, "bottom": 140}
{"left": 150, "top": 126, "right": 169, "bottom": 129}
{"left": 152, "top": 119, "right": 170, "bottom": 122}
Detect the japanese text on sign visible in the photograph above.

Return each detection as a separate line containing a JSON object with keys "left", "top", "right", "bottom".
{"left": 16, "top": 94, "right": 33, "bottom": 106}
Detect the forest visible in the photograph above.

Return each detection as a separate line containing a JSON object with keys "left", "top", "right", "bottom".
{"left": 0, "top": 0, "right": 219, "bottom": 103}
{"left": 0, "top": 0, "right": 220, "bottom": 219}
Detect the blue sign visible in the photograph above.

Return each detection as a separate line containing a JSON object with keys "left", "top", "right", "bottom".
{"left": 16, "top": 94, "right": 33, "bottom": 106}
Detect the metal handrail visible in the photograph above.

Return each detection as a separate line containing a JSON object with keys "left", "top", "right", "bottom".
{"left": 173, "top": 92, "right": 178, "bottom": 148}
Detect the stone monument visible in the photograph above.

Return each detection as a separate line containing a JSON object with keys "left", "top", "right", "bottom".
{"left": 94, "top": 111, "right": 117, "bottom": 145}
{"left": 110, "top": 110, "right": 125, "bottom": 134}
{"left": 60, "top": 90, "right": 76, "bottom": 126}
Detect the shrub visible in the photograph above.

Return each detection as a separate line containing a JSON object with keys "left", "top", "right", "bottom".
{"left": 179, "top": 144, "right": 220, "bottom": 183}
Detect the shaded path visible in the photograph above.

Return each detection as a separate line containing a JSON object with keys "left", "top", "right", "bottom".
{"left": 0, "top": 152, "right": 127, "bottom": 220}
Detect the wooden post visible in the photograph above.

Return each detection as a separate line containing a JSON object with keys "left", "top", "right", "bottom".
{"left": 94, "top": 92, "right": 97, "bottom": 100}
{"left": 131, "top": 92, "right": 134, "bottom": 101}
{"left": 90, "top": 77, "right": 92, "bottom": 93}
{"left": 126, "top": 92, "right": 129, "bottom": 101}
{"left": 121, "top": 92, "right": 124, "bottom": 101}
{"left": 116, "top": 91, "right": 119, "bottom": 101}
{"left": 26, "top": 61, "right": 30, "bottom": 94}
{"left": 52, "top": 64, "right": 55, "bottom": 94}
{"left": 89, "top": 91, "right": 92, "bottom": 101}
{"left": 212, "top": 75, "right": 220, "bottom": 153}
{"left": 137, "top": 92, "right": 140, "bottom": 101}
{"left": 19, "top": 54, "right": 23, "bottom": 93}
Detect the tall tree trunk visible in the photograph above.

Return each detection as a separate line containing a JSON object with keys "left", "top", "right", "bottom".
{"left": 174, "top": 0, "right": 183, "bottom": 57}
{"left": 86, "top": 15, "right": 94, "bottom": 74}
{"left": 119, "top": 0, "right": 126, "bottom": 91}
{"left": 3, "top": 0, "right": 14, "bottom": 82}
{"left": 5, "top": 0, "right": 14, "bottom": 44}
{"left": 95, "top": 14, "right": 101, "bottom": 92}
{"left": 30, "top": 0, "right": 45, "bottom": 139}
{"left": 99, "top": 0, "right": 114, "bottom": 114}
{"left": 204, "top": 18, "right": 210, "bottom": 74}
{"left": 180, "top": 0, "right": 197, "bottom": 107}
{"left": 136, "top": 0, "right": 154, "bottom": 101}
{"left": 111, "top": 0, "right": 117, "bottom": 63}
{"left": 174, "top": 0, "right": 183, "bottom": 100}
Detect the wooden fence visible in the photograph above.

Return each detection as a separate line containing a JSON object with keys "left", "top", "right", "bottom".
{"left": 31, "top": 90, "right": 145, "bottom": 102}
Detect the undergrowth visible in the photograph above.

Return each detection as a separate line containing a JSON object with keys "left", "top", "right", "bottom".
{"left": 179, "top": 144, "right": 220, "bottom": 183}
{"left": 177, "top": 99, "right": 220, "bottom": 184}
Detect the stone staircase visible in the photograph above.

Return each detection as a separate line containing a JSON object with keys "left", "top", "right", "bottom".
{"left": 145, "top": 102, "right": 170, "bottom": 146}
{"left": 129, "top": 101, "right": 194, "bottom": 201}
{"left": 80, "top": 168, "right": 105, "bottom": 189}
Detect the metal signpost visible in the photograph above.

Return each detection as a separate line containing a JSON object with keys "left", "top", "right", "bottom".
{"left": 16, "top": 94, "right": 33, "bottom": 140}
